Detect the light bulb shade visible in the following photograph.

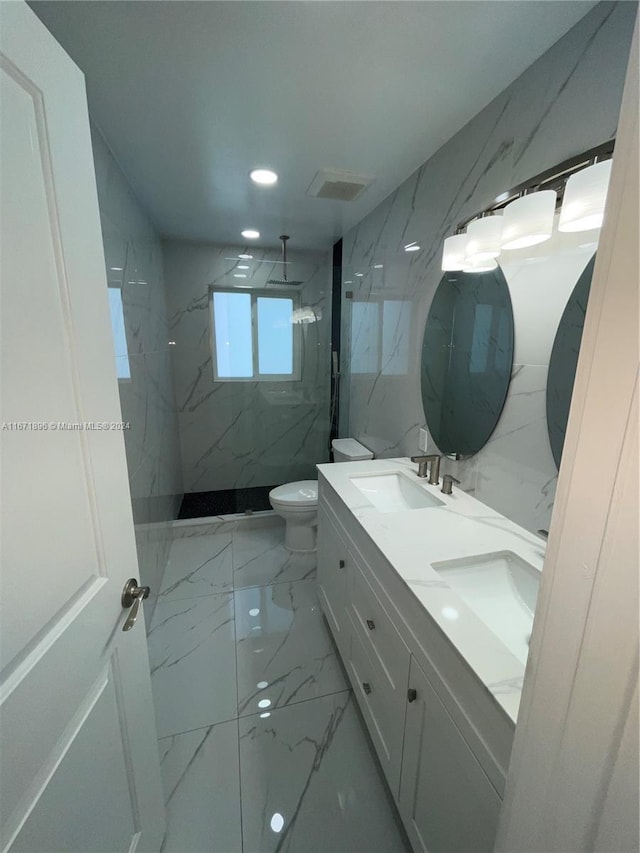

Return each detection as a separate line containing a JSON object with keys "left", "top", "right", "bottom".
{"left": 462, "top": 257, "right": 498, "bottom": 273}
{"left": 558, "top": 160, "right": 612, "bottom": 232}
{"left": 441, "top": 234, "right": 468, "bottom": 271}
{"left": 501, "top": 190, "right": 556, "bottom": 250}
{"left": 465, "top": 215, "right": 503, "bottom": 262}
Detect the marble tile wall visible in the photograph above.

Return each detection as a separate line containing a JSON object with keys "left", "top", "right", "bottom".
{"left": 91, "top": 127, "right": 183, "bottom": 619}
{"left": 340, "top": 2, "right": 635, "bottom": 534}
{"left": 163, "top": 240, "right": 332, "bottom": 493}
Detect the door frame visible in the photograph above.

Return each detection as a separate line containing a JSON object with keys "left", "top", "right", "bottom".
{"left": 496, "top": 16, "right": 639, "bottom": 851}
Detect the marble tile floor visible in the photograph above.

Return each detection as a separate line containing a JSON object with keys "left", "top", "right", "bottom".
{"left": 148, "top": 517, "right": 409, "bottom": 853}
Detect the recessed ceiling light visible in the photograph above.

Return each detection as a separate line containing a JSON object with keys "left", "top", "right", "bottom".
{"left": 110, "top": 266, "right": 123, "bottom": 271}
{"left": 238, "top": 254, "right": 253, "bottom": 260}
{"left": 250, "top": 168, "right": 278, "bottom": 186}
{"left": 344, "top": 280, "right": 353, "bottom": 284}
{"left": 237, "top": 265, "right": 250, "bottom": 270}
{"left": 355, "top": 272, "right": 364, "bottom": 277}
{"left": 234, "top": 273, "right": 247, "bottom": 279}
{"left": 241, "top": 230, "right": 260, "bottom": 240}
{"left": 373, "top": 264, "right": 383, "bottom": 269}
{"left": 404, "top": 242, "right": 421, "bottom": 252}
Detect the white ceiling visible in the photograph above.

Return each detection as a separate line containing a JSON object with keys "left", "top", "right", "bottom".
{"left": 31, "top": 0, "right": 597, "bottom": 251}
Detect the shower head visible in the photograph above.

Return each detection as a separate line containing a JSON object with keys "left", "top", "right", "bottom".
{"left": 267, "top": 235, "right": 304, "bottom": 286}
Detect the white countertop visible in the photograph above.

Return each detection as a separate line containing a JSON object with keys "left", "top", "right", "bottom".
{"left": 317, "top": 457, "right": 546, "bottom": 724}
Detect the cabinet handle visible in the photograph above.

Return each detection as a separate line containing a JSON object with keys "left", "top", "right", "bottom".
{"left": 339, "top": 559, "right": 345, "bottom": 569}
{"left": 366, "top": 619, "right": 375, "bottom": 631}
{"left": 362, "top": 682, "right": 372, "bottom": 695}
{"left": 407, "top": 688, "right": 417, "bottom": 703}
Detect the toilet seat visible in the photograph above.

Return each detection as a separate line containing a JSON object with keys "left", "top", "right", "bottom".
{"left": 269, "top": 480, "right": 318, "bottom": 508}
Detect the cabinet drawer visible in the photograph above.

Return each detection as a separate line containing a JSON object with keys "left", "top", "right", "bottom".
{"left": 347, "top": 624, "right": 406, "bottom": 797}
{"left": 348, "top": 561, "right": 410, "bottom": 697}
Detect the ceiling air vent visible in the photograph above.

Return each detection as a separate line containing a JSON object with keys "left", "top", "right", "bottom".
{"left": 306, "top": 169, "right": 374, "bottom": 202}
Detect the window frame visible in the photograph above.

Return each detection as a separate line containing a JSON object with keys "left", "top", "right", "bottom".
{"left": 209, "top": 286, "right": 302, "bottom": 382}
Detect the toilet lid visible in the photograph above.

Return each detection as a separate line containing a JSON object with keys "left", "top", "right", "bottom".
{"left": 269, "top": 480, "right": 318, "bottom": 506}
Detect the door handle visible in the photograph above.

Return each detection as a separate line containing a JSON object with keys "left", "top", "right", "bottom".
{"left": 121, "top": 578, "right": 150, "bottom": 632}
{"left": 362, "top": 682, "right": 372, "bottom": 695}
{"left": 366, "top": 619, "right": 375, "bottom": 631}
{"left": 407, "top": 688, "right": 417, "bottom": 703}
{"left": 339, "top": 559, "right": 345, "bottom": 569}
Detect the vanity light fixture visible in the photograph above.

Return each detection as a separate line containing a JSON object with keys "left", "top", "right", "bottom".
{"left": 463, "top": 256, "right": 498, "bottom": 273}
{"left": 441, "top": 233, "right": 468, "bottom": 271}
{"left": 241, "top": 229, "right": 260, "bottom": 240}
{"left": 465, "top": 214, "right": 503, "bottom": 263}
{"left": 501, "top": 190, "right": 556, "bottom": 250}
{"left": 250, "top": 168, "right": 278, "bottom": 186}
{"left": 558, "top": 159, "right": 612, "bottom": 232}
{"left": 439, "top": 140, "right": 614, "bottom": 271}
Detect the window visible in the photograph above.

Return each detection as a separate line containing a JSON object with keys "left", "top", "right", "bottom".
{"left": 107, "top": 287, "right": 131, "bottom": 380}
{"left": 210, "top": 288, "right": 300, "bottom": 381}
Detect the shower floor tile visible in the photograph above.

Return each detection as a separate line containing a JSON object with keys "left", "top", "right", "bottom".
{"left": 232, "top": 523, "right": 316, "bottom": 589}
{"left": 238, "top": 692, "right": 409, "bottom": 853}
{"left": 159, "top": 719, "right": 241, "bottom": 853}
{"left": 148, "top": 593, "right": 236, "bottom": 738}
{"left": 235, "top": 578, "right": 349, "bottom": 718}
{"left": 157, "top": 531, "right": 233, "bottom": 602}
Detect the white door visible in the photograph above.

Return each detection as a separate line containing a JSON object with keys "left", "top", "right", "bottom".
{"left": 0, "top": 3, "right": 165, "bottom": 851}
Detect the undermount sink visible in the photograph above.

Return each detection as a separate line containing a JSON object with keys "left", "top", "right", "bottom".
{"left": 349, "top": 471, "right": 444, "bottom": 512}
{"left": 431, "top": 551, "right": 540, "bottom": 663}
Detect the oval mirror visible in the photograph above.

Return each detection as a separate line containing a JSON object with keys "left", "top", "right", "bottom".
{"left": 421, "top": 268, "right": 514, "bottom": 457}
{"left": 546, "top": 255, "right": 596, "bottom": 469}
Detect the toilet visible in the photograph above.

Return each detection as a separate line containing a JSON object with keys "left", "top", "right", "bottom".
{"left": 269, "top": 438, "right": 374, "bottom": 552}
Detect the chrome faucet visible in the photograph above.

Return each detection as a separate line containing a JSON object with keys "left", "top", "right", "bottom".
{"left": 441, "top": 474, "right": 460, "bottom": 495}
{"left": 410, "top": 454, "right": 441, "bottom": 485}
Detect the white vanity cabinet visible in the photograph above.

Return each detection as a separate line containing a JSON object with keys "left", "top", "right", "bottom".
{"left": 317, "top": 476, "right": 513, "bottom": 853}
{"left": 399, "top": 656, "right": 501, "bottom": 853}
{"left": 316, "top": 502, "right": 350, "bottom": 656}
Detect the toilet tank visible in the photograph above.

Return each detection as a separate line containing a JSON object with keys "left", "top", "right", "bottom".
{"left": 331, "top": 438, "right": 374, "bottom": 462}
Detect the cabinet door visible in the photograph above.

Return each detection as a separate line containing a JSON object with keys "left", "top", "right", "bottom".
{"left": 399, "top": 657, "right": 502, "bottom": 853}
{"left": 347, "top": 623, "right": 407, "bottom": 796}
{"left": 317, "top": 504, "right": 350, "bottom": 654}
